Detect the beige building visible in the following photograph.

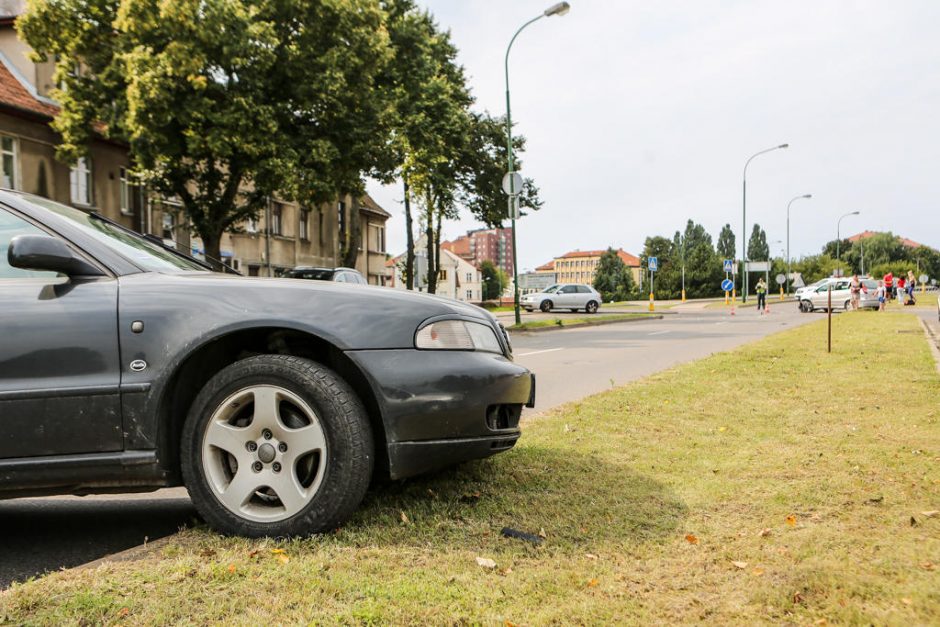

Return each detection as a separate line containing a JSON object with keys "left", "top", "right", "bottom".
{"left": 553, "top": 249, "right": 642, "bottom": 286}
{"left": 0, "top": 11, "right": 389, "bottom": 281}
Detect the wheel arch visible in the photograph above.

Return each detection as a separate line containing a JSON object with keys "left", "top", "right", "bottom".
{"left": 155, "top": 326, "right": 389, "bottom": 485}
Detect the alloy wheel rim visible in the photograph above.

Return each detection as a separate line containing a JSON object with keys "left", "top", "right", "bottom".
{"left": 201, "top": 385, "right": 328, "bottom": 523}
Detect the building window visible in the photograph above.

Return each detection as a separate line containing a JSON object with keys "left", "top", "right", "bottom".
{"left": 466, "top": 289, "right": 473, "bottom": 300}
{"left": 270, "top": 203, "right": 283, "bottom": 236}
{"left": 368, "top": 224, "right": 385, "bottom": 252}
{"left": 161, "top": 211, "right": 175, "bottom": 241}
{"left": 69, "top": 157, "right": 92, "bottom": 205}
{"left": 246, "top": 216, "right": 258, "bottom": 234}
{"left": 1, "top": 136, "right": 16, "bottom": 190}
{"left": 466, "top": 272, "right": 473, "bottom": 282}
{"left": 119, "top": 166, "right": 133, "bottom": 215}
{"left": 439, "top": 269, "right": 447, "bottom": 281}
{"left": 299, "top": 209, "right": 309, "bottom": 240}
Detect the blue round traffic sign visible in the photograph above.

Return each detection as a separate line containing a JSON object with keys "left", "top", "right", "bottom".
{"left": 721, "top": 279, "right": 734, "bottom": 292}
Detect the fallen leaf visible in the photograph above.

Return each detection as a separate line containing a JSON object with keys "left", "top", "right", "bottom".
{"left": 732, "top": 561, "right": 748, "bottom": 569}
{"left": 500, "top": 567, "right": 513, "bottom": 576}
{"left": 505, "top": 621, "right": 517, "bottom": 627}
{"left": 227, "top": 564, "right": 236, "bottom": 574}
{"left": 718, "top": 426, "right": 727, "bottom": 432}
{"left": 922, "top": 510, "right": 939, "bottom": 518}
{"left": 752, "top": 567, "right": 765, "bottom": 576}
{"left": 118, "top": 607, "right": 130, "bottom": 618}
{"left": 786, "top": 515, "right": 797, "bottom": 527}
{"left": 921, "top": 562, "right": 935, "bottom": 571}
{"left": 758, "top": 528, "right": 772, "bottom": 538}
{"left": 685, "top": 534, "right": 699, "bottom": 545}
{"left": 793, "top": 591, "right": 805, "bottom": 604}
{"left": 199, "top": 548, "right": 216, "bottom": 558}
{"left": 476, "top": 557, "right": 497, "bottom": 569}
{"left": 585, "top": 553, "right": 599, "bottom": 560}
{"left": 277, "top": 554, "right": 290, "bottom": 565}
{"left": 399, "top": 510, "right": 410, "bottom": 524}
{"left": 587, "top": 578, "right": 599, "bottom": 588}
{"left": 248, "top": 549, "right": 260, "bottom": 558}
{"left": 867, "top": 495, "right": 884, "bottom": 504}
{"left": 814, "top": 619, "right": 827, "bottom": 625}
{"left": 271, "top": 548, "right": 286, "bottom": 555}
{"left": 538, "top": 527, "right": 547, "bottom": 539}
{"left": 901, "top": 598, "right": 913, "bottom": 606}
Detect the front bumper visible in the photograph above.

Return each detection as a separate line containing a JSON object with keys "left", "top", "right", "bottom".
{"left": 345, "top": 349, "right": 534, "bottom": 479}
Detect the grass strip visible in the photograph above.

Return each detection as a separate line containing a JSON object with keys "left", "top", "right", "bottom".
{"left": 509, "top": 312, "right": 654, "bottom": 331}
{"left": 2, "top": 313, "right": 938, "bottom": 624}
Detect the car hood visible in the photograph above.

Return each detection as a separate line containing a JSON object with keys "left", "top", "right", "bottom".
{"left": 117, "top": 272, "right": 496, "bottom": 351}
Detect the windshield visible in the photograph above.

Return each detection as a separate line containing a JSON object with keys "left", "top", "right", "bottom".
{"left": 15, "top": 193, "right": 208, "bottom": 273}
{"left": 543, "top": 284, "right": 560, "bottom": 294}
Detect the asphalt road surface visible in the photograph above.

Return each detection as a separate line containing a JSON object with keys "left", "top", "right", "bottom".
{"left": 0, "top": 301, "right": 820, "bottom": 588}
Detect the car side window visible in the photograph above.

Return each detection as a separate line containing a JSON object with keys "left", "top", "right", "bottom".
{"left": 0, "top": 208, "right": 59, "bottom": 279}
{"left": 559, "top": 285, "right": 577, "bottom": 294}
{"left": 334, "top": 272, "right": 347, "bottom": 283}
{"left": 576, "top": 285, "right": 591, "bottom": 293}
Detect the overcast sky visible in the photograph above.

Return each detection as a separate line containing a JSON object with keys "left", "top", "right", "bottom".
{"left": 366, "top": 0, "right": 940, "bottom": 272}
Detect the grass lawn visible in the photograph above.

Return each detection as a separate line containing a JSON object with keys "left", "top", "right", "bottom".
{"left": 509, "top": 312, "right": 655, "bottom": 331}
{"left": 3, "top": 313, "right": 939, "bottom": 624}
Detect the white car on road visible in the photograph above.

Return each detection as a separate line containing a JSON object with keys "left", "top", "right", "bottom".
{"left": 521, "top": 283, "right": 601, "bottom": 314}
{"left": 800, "top": 277, "right": 879, "bottom": 312}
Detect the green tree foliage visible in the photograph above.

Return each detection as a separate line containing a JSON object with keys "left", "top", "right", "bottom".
{"left": 479, "top": 260, "right": 506, "bottom": 300}
{"left": 791, "top": 254, "right": 841, "bottom": 284}
{"left": 747, "top": 223, "right": 769, "bottom": 261}
{"left": 640, "top": 235, "right": 679, "bottom": 298}
{"left": 674, "top": 220, "right": 721, "bottom": 298}
{"left": 592, "top": 248, "right": 636, "bottom": 302}
{"left": 21, "top": 0, "right": 394, "bottom": 265}
{"left": 716, "top": 223, "right": 736, "bottom": 261}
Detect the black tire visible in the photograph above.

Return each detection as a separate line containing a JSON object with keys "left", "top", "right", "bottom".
{"left": 844, "top": 300, "right": 851, "bottom": 311}
{"left": 540, "top": 300, "right": 553, "bottom": 313}
{"left": 181, "top": 354, "right": 373, "bottom": 537}
{"left": 585, "top": 301, "right": 599, "bottom": 314}
{"left": 802, "top": 300, "right": 813, "bottom": 313}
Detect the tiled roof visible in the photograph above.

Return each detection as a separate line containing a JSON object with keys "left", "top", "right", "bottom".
{"left": 847, "top": 230, "right": 926, "bottom": 249}
{"left": 359, "top": 193, "right": 391, "bottom": 218}
{"left": 535, "top": 260, "right": 555, "bottom": 271}
{"left": 555, "top": 248, "right": 640, "bottom": 266}
{"left": 0, "top": 56, "right": 57, "bottom": 119}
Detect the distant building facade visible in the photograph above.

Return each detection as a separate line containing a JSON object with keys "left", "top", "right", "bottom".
{"left": 442, "top": 227, "right": 514, "bottom": 277}
{"left": 553, "top": 249, "right": 641, "bottom": 286}
{"left": 388, "top": 236, "right": 483, "bottom": 303}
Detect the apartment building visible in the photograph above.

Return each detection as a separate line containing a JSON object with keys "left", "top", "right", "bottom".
{"left": 442, "top": 227, "right": 514, "bottom": 277}
{"left": 553, "top": 249, "right": 642, "bottom": 286}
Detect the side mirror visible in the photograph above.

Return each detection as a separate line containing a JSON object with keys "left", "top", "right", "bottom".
{"left": 8, "top": 234, "right": 104, "bottom": 277}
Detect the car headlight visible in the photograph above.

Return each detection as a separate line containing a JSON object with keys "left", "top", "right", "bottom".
{"left": 415, "top": 319, "right": 503, "bottom": 353}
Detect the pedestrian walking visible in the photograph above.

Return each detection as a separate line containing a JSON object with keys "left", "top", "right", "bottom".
{"left": 884, "top": 272, "right": 894, "bottom": 301}
{"left": 907, "top": 270, "right": 917, "bottom": 305}
{"left": 755, "top": 277, "right": 767, "bottom": 314}
{"left": 849, "top": 274, "right": 862, "bottom": 311}
{"left": 897, "top": 276, "right": 906, "bottom": 304}
{"left": 877, "top": 280, "right": 886, "bottom": 311}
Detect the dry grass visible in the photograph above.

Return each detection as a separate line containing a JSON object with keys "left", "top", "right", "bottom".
{"left": 2, "top": 313, "right": 939, "bottom": 625}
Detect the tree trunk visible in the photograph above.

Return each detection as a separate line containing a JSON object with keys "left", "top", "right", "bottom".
{"left": 200, "top": 227, "right": 224, "bottom": 271}
{"left": 341, "top": 194, "right": 362, "bottom": 269}
{"left": 403, "top": 178, "right": 415, "bottom": 290}
{"left": 434, "top": 206, "right": 443, "bottom": 295}
{"left": 424, "top": 188, "right": 436, "bottom": 294}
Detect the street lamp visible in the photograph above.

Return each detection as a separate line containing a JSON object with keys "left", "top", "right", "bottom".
{"left": 786, "top": 193, "right": 812, "bottom": 296}
{"left": 505, "top": 1, "right": 570, "bottom": 325}
{"left": 836, "top": 210, "right": 860, "bottom": 274}
{"left": 741, "top": 143, "right": 788, "bottom": 303}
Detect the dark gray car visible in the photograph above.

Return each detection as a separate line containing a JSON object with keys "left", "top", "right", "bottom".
{"left": 0, "top": 191, "right": 533, "bottom": 537}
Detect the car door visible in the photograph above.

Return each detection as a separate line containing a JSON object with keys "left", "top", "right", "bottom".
{"left": 0, "top": 206, "right": 122, "bottom": 458}
{"left": 556, "top": 285, "right": 578, "bottom": 307}
{"left": 575, "top": 285, "right": 594, "bottom": 308}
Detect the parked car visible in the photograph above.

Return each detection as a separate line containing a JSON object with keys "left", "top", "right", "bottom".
{"left": 0, "top": 190, "right": 533, "bottom": 537}
{"left": 799, "top": 278, "right": 879, "bottom": 312}
{"left": 521, "top": 283, "right": 601, "bottom": 313}
{"left": 795, "top": 278, "right": 828, "bottom": 298}
{"left": 285, "top": 266, "right": 367, "bottom": 285}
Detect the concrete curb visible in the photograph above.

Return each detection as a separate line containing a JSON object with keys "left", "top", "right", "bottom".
{"left": 918, "top": 317, "right": 940, "bottom": 374}
{"left": 75, "top": 534, "right": 177, "bottom": 573}
{"left": 510, "top": 314, "right": 664, "bottom": 334}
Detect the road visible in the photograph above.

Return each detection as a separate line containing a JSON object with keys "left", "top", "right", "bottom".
{"left": 0, "top": 302, "right": 816, "bottom": 588}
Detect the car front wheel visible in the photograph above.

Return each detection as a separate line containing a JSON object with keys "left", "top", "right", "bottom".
{"left": 585, "top": 301, "right": 599, "bottom": 314}
{"left": 181, "top": 354, "right": 373, "bottom": 537}
{"left": 540, "top": 300, "right": 553, "bottom": 313}
{"left": 801, "top": 300, "right": 813, "bottom": 312}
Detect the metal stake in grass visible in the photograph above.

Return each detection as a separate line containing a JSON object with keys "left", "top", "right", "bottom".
{"left": 828, "top": 284, "right": 832, "bottom": 353}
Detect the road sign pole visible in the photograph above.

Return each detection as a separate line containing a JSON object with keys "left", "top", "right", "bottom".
{"left": 649, "top": 271, "right": 655, "bottom": 312}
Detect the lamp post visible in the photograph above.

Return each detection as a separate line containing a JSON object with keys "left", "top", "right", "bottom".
{"left": 836, "top": 210, "right": 860, "bottom": 275}
{"left": 742, "top": 143, "right": 788, "bottom": 303}
{"left": 505, "top": 1, "right": 570, "bottom": 325}
{"left": 786, "top": 193, "right": 812, "bottom": 296}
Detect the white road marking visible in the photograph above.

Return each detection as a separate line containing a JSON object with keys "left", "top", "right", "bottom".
{"left": 515, "top": 348, "right": 564, "bottom": 357}
{"left": 647, "top": 330, "right": 671, "bottom": 336}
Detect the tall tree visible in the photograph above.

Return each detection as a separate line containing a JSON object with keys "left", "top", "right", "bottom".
{"left": 20, "top": 0, "right": 392, "bottom": 266}
{"left": 593, "top": 248, "right": 636, "bottom": 302}
{"left": 674, "top": 220, "right": 720, "bottom": 298}
{"left": 640, "top": 235, "right": 679, "bottom": 298}
{"left": 747, "top": 224, "right": 769, "bottom": 261}
{"left": 717, "top": 224, "right": 736, "bottom": 260}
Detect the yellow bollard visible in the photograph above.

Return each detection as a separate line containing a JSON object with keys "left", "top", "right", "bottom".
{"left": 649, "top": 292, "right": 655, "bottom": 312}
{"left": 724, "top": 290, "right": 729, "bottom": 305}
{"left": 779, "top": 286, "right": 784, "bottom": 301}
{"left": 732, "top": 288, "right": 736, "bottom": 303}
{"left": 681, "top": 289, "right": 686, "bottom": 303}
